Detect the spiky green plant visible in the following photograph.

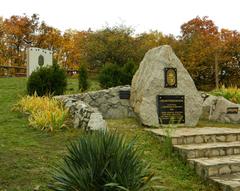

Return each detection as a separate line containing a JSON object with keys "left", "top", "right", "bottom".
{"left": 50, "top": 131, "right": 159, "bottom": 191}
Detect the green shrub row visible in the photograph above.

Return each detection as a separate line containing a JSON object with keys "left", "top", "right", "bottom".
{"left": 99, "top": 60, "right": 137, "bottom": 88}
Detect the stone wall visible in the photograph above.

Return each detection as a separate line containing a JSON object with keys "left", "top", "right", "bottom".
{"left": 56, "top": 83, "right": 240, "bottom": 128}
{"left": 55, "top": 85, "right": 135, "bottom": 119}
{"left": 201, "top": 93, "right": 240, "bottom": 123}
{"left": 61, "top": 99, "right": 106, "bottom": 130}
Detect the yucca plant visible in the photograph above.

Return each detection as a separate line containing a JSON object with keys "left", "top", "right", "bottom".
{"left": 50, "top": 131, "right": 159, "bottom": 191}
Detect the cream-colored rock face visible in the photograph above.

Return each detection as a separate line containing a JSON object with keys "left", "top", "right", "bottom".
{"left": 130, "top": 45, "right": 202, "bottom": 127}
{"left": 204, "top": 95, "right": 240, "bottom": 123}
{"left": 27, "top": 47, "right": 53, "bottom": 76}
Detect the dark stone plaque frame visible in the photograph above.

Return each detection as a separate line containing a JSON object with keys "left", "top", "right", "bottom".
{"left": 164, "top": 68, "right": 177, "bottom": 88}
{"left": 157, "top": 95, "right": 185, "bottom": 124}
{"left": 227, "top": 107, "right": 239, "bottom": 114}
{"left": 119, "top": 90, "right": 130, "bottom": 99}
{"left": 38, "top": 55, "right": 44, "bottom": 67}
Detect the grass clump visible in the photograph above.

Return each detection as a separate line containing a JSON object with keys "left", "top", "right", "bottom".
{"left": 50, "top": 130, "right": 159, "bottom": 191}
{"left": 13, "top": 95, "right": 68, "bottom": 131}
{"left": 162, "top": 124, "right": 176, "bottom": 158}
{"left": 211, "top": 85, "right": 240, "bottom": 103}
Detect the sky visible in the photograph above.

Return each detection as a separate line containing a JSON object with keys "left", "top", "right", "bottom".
{"left": 0, "top": 0, "right": 240, "bottom": 36}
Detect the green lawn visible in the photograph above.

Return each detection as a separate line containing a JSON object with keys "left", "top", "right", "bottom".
{"left": 0, "top": 77, "right": 225, "bottom": 191}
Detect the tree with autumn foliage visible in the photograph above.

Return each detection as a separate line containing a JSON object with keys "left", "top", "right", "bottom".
{"left": 85, "top": 26, "right": 137, "bottom": 69}
{"left": 178, "top": 16, "right": 240, "bottom": 89}
{"left": 2, "top": 14, "right": 39, "bottom": 66}
{"left": 1, "top": 13, "right": 240, "bottom": 89}
{"left": 135, "top": 31, "right": 178, "bottom": 64}
{"left": 178, "top": 16, "right": 220, "bottom": 90}
{"left": 0, "top": 14, "right": 62, "bottom": 67}
{"left": 60, "top": 30, "right": 89, "bottom": 70}
{"left": 218, "top": 29, "right": 240, "bottom": 86}
{"left": 0, "top": 17, "right": 7, "bottom": 66}
{"left": 35, "top": 22, "right": 62, "bottom": 54}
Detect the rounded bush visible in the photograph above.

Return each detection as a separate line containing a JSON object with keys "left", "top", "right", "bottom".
{"left": 99, "top": 63, "right": 124, "bottom": 88}
{"left": 121, "top": 60, "right": 137, "bottom": 85}
{"left": 50, "top": 131, "right": 156, "bottom": 191}
{"left": 27, "top": 63, "right": 67, "bottom": 96}
{"left": 99, "top": 62, "right": 137, "bottom": 88}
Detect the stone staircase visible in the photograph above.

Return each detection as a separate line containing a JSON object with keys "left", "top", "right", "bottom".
{"left": 149, "top": 127, "right": 240, "bottom": 191}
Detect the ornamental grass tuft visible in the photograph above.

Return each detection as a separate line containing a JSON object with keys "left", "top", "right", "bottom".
{"left": 13, "top": 94, "right": 68, "bottom": 131}
{"left": 211, "top": 85, "right": 240, "bottom": 104}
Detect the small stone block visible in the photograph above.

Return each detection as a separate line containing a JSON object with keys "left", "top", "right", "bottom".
{"left": 219, "top": 166, "right": 231, "bottom": 175}
{"left": 182, "top": 138, "right": 187, "bottom": 144}
{"left": 186, "top": 136, "right": 194, "bottom": 144}
{"left": 187, "top": 151, "right": 196, "bottom": 159}
{"left": 231, "top": 165, "right": 240, "bottom": 173}
{"left": 226, "top": 134, "right": 237, "bottom": 142}
{"left": 234, "top": 148, "right": 240, "bottom": 154}
{"left": 219, "top": 149, "right": 225, "bottom": 156}
{"left": 205, "top": 150, "right": 211, "bottom": 157}
{"left": 177, "top": 138, "right": 183, "bottom": 145}
{"left": 216, "top": 135, "right": 226, "bottom": 142}
{"left": 194, "top": 136, "right": 203, "bottom": 144}
{"left": 211, "top": 135, "right": 216, "bottom": 142}
{"left": 226, "top": 148, "right": 233, "bottom": 155}
{"left": 204, "top": 135, "right": 214, "bottom": 143}
{"left": 208, "top": 167, "right": 219, "bottom": 176}
{"left": 196, "top": 150, "right": 204, "bottom": 158}
{"left": 211, "top": 149, "right": 220, "bottom": 157}
{"left": 171, "top": 138, "right": 178, "bottom": 145}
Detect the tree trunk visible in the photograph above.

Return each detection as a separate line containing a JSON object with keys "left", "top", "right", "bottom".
{"left": 215, "top": 53, "right": 219, "bottom": 89}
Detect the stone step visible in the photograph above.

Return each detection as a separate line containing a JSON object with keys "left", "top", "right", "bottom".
{"left": 210, "top": 173, "right": 240, "bottom": 191}
{"left": 189, "top": 155, "right": 240, "bottom": 178}
{"left": 148, "top": 127, "right": 240, "bottom": 145}
{"left": 174, "top": 141, "right": 240, "bottom": 159}
{"left": 147, "top": 127, "right": 240, "bottom": 191}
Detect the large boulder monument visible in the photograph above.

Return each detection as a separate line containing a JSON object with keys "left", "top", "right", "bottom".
{"left": 130, "top": 45, "right": 202, "bottom": 127}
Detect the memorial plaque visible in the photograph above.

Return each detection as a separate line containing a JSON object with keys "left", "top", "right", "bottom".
{"left": 119, "top": 90, "right": 130, "bottom": 99}
{"left": 164, "top": 68, "right": 177, "bottom": 88}
{"left": 157, "top": 95, "right": 185, "bottom": 124}
{"left": 227, "top": 107, "right": 239, "bottom": 114}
